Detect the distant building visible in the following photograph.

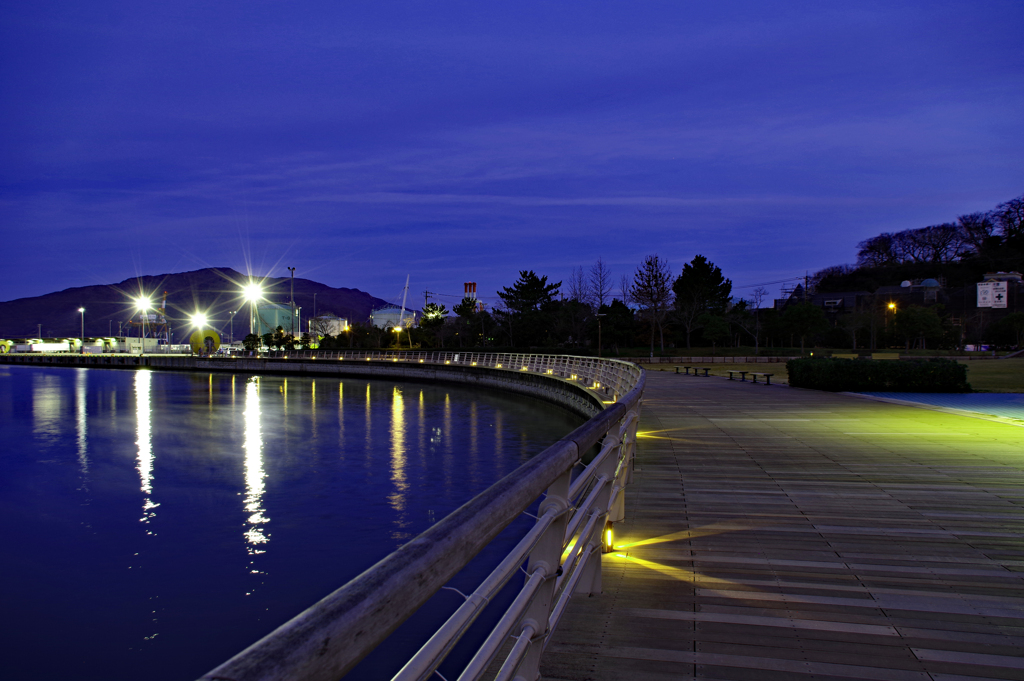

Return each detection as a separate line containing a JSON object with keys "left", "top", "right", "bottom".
{"left": 370, "top": 305, "right": 417, "bottom": 329}
{"left": 309, "top": 313, "right": 348, "bottom": 337}
{"left": 254, "top": 304, "right": 298, "bottom": 337}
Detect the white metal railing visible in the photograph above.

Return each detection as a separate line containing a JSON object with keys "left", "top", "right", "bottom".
{"left": 198, "top": 353, "right": 644, "bottom": 681}
{"left": 259, "top": 350, "right": 639, "bottom": 405}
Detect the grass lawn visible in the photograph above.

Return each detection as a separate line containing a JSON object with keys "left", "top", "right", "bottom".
{"left": 959, "top": 358, "right": 1024, "bottom": 392}
{"left": 645, "top": 359, "right": 1024, "bottom": 392}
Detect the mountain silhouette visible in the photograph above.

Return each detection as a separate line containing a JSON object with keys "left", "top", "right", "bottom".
{"left": 0, "top": 267, "right": 393, "bottom": 340}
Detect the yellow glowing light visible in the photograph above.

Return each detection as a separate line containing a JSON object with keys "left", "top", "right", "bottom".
{"left": 419, "top": 359, "right": 424, "bottom": 363}
{"left": 243, "top": 282, "right": 264, "bottom": 302}
{"left": 135, "top": 297, "right": 153, "bottom": 311}
{"left": 521, "top": 366, "right": 528, "bottom": 371}
{"left": 604, "top": 525, "right": 613, "bottom": 551}
{"left": 496, "top": 364, "right": 502, "bottom": 368}
{"left": 445, "top": 360, "right": 450, "bottom": 364}
{"left": 888, "top": 302, "right": 896, "bottom": 310}
{"left": 394, "top": 326, "right": 403, "bottom": 332}
{"left": 190, "top": 312, "right": 208, "bottom": 328}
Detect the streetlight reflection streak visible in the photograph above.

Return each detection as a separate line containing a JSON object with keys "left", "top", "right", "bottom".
{"left": 135, "top": 371, "right": 159, "bottom": 525}
{"left": 243, "top": 379, "right": 269, "bottom": 551}
{"left": 389, "top": 387, "right": 407, "bottom": 514}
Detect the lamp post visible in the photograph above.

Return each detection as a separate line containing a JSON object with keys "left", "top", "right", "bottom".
{"left": 189, "top": 312, "right": 208, "bottom": 356}
{"left": 243, "top": 282, "right": 264, "bottom": 336}
{"left": 596, "top": 313, "right": 606, "bottom": 357}
{"left": 228, "top": 311, "right": 236, "bottom": 344}
{"left": 287, "top": 266, "right": 296, "bottom": 338}
{"left": 313, "top": 292, "right": 317, "bottom": 320}
{"left": 78, "top": 308, "right": 85, "bottom": 353}
{"left": 136, "top": 298, "right": 152, "bottom": 354}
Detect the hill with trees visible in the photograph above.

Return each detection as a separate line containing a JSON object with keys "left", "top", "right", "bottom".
{"left": 0, "top": 268, "right": 389, "bottom": 339}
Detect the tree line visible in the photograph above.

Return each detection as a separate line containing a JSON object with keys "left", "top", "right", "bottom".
{"left": 298, "top": 254, "right": 839, "bottom": 355}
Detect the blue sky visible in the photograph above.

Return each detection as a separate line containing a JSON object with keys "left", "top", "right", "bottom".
{"left": 2, "top": 1, "right": 1022, "bottom": 307}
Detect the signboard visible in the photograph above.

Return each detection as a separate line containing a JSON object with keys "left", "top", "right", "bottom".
{"left": 991, "top": 281, "right": 1008, "bottom": 308}
{"left": 977, "top": 282, "right": 993, "bottom": 307}
{"left": 977, "top": 281, "right": 1009, "bottom": 308}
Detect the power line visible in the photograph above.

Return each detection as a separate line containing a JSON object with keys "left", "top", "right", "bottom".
{"left": 734, "top": 276, "right": 805, "bottom": 289}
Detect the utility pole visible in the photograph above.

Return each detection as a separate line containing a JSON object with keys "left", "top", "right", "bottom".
{"left": 287, "top": 267, "right": 296, "bottom": 338}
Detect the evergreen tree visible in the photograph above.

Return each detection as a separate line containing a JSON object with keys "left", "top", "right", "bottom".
{"left": 673, "top": 255, "right": 732, "bottom": 349}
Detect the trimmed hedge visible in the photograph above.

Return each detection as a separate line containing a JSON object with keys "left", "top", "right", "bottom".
{"left": 786, "top": 358, "right": 971, "bottom": 393}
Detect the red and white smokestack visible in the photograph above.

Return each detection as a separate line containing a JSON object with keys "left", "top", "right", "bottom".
{"left": 464, "top": 282, "right": 477, "bottom": 300}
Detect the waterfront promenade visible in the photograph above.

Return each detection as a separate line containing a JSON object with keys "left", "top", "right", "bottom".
{"left": 543, "top": 371, "right": 1024, "bottom": 680}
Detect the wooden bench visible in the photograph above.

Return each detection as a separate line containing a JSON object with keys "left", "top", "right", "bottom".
{"left": 727, "top": 370, "right": 748, "bottom": 381}
{"left": 749, "top": 372, "right": 774, "bottom": 385}
{"left": 871, "top": 353, "right": 900, "bottom": 360}
{"left": 832, "top": 353, "right": 858, "bottom": 359}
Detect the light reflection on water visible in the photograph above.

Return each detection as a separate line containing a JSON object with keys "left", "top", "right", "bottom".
{"left": 243, "top": 377, "right": 269, "bottom": 550}
{"left": 75, "top": 368, "right": 89, "bottom": 482}
{"left": 135, "top": 371, "right": 159, "bottom": 525}
{"left": 0, "top": 366, "right": 583, "bottom": 681}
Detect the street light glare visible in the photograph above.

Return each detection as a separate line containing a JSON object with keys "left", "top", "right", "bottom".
{"left": 191, "top": 312, "right": 208, "bottom": 328}
{"left": 243, "top": 282, "right": 264, "bottom": 302}
{"left": 136, "top": 297, "right": 153, "bottom": 311}
{"left": 78, "top": 307, "right": 85, "bottom": 313}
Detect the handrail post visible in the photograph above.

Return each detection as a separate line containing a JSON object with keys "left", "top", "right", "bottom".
{"left": 515, "top": 469, "right": 572, "bottom": 681}
{"left": 577, "top": 438, "right": 618, "bottom": 597}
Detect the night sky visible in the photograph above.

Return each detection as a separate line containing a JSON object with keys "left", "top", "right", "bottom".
{"left": 2, "top": 2, "right": 1022, "bottom": 307}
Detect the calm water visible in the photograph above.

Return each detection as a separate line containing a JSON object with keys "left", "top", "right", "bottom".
{"left": 0, "top": 365, "right": 583, "bottom": 681}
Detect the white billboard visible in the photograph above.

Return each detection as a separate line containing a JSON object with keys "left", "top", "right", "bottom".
{"left": 977, "top": 281, "right": 1008, "bottom": 308}
{"left": 991, "top": 281, "right": 1008, "bottom": 308}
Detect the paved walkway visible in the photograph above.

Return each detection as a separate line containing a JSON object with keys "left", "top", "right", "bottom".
{"left": 542, "top": 372, "right": 1024, "bottom": 681}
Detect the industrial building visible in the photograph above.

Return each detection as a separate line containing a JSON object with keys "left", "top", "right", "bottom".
{"left": 308, "top": 313, "right": 348, "bottom": 337}
{"left": 254, "top": 303, "right": 301, "bottom": 337}
{"left": 370, "top": 305, "right": 417, "bottom": 329}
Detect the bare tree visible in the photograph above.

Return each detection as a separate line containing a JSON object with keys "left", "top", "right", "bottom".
{"left": 309, "top": 315, "right": 333, "bottom": 339}
{"left": 566, "top": 266, "right": 591, "bottom": 305}
{"left": 589, "top": 257, "right": 613, "bottom": 309}
{"left": 630, "top": 255, "right": 673, "bottom": 356}
{"left": 619, "top": 273, "right": 633, "bottom": 305}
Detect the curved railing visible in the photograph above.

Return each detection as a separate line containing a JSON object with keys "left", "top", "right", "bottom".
{"left": 118, "top": 350, "right": 638, "bottom": 681}
{"left": 249, "top": 349, "right": 640, "bottom": 408}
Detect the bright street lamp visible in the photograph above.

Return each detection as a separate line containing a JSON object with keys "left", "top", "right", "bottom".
{"left": 78, "top": 307, "right": 85, "bottom": 353}
{"left": 135, "top": 297, "right": 152, "bottom": 352}
{"left": 242, "top": 282, "right": 264, "bottom": 335}
{"left": 190, "top": 312, "right": 208, "bottom": 328}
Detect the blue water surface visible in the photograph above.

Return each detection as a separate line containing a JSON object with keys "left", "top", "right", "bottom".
{"left": 859, "top": 392, "right": 1024, "bottom": 421}
{"left": 0, "top": 365, "right": 583, "bottom": 681}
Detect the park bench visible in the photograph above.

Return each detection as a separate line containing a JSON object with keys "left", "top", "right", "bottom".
{"left": 871, "top": 352, "right": 900, "bottom": 360}
{"left": 727, "top": 370, "right": 748, "bottom": 381}
{"left": 749, "top": 372, "right": 774, "bottom": 385}
{"left": 694, "top": 367, "right": 711, "bottom": 377}
{"left": 832, "top": 353, "right": 858, "bottom": 359}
